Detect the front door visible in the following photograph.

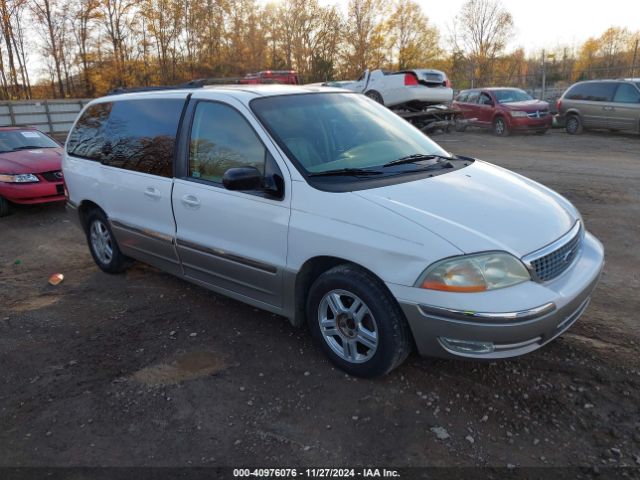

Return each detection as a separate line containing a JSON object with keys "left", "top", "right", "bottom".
{"left": 476, "top": 92, "right": 495, "bottom": 125}
{"left": 172, "top": 95, "right": 291, "bottom": 308}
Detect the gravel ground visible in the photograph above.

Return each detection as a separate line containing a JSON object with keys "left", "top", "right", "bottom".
{"left": 0, "top": 128, "right": 639, "bottom": 471}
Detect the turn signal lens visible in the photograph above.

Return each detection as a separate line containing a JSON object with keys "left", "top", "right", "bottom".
{"left": 418, "top": 252, "right": 531, "bottom": 292}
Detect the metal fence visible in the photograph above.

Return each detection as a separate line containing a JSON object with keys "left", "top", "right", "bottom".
{"left": 0, "top": 99, "right": 90, "bottom": 134}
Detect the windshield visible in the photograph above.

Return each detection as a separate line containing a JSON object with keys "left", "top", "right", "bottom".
{"left": 494, "top": 89, "right": 533, "bottom": 104}
{"left": 251, "top": 93, "right": 449, "bottom": 175}
{"left": 0, "top": 129, "right": 59, "bottom": 153}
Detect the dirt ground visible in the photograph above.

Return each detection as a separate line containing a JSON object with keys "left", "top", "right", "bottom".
{"left": 1, "top": 128, "right": 639, "bottom": 472}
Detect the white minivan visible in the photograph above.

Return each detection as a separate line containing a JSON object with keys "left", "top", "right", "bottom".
{"left": 63, "top": 85, "right": 604, "bottom": 377}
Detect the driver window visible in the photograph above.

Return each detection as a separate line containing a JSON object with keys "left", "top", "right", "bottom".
{"left": 467, "top": 91, "right": 480, "bottom": 104}
{"left": 479, "top": 93, "right": 493, "bottom": 105}
{"left": 189, "top": 102, "right": 266, "bottom": 183}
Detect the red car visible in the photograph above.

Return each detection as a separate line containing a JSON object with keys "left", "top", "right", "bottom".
{"left": 0, "top": 127, "right": 65, "bottom": 217}
{"left": 453, "top": 88, "right": 552, "bottom": 136}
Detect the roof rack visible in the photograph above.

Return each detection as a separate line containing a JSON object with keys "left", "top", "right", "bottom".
{"left": 106, "top": 77, "right": 246, "bottom": 95}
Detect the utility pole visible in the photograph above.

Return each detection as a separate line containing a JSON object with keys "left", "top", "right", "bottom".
{"left": 631, "top": 39, "right": 639, "bottom": 78}
{"left": 541, "top": 49, "right": 546, "bottom": 101}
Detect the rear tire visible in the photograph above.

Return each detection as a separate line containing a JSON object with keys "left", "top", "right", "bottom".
{"left": 306, "top": 264, "right": 412, "bottom": 377}
{"left": 365, "top": 90, "right": 384, "bottom": 105}
{"left": 0, "top": 197, "right": 10, "bottom": 217}
{"left": 565, "top": 114, "right": 583, "bottom": 134}
{"left": 493, "top": 116, "right": 510, "bottom": 136}
{"left": 85, "top": 209, "right": 133, "bottom": 274}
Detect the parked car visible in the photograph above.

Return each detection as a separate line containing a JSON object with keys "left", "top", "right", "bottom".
{"left": 239, "top": 70, "right": 300, "bottom": 85}
{"left": 325, "top": 69, "right": 454, "bottom": 109}
{"left": 63, "top": 86, "right": 604, "bottom": 377}
{"left": 556, "top": 79, "right": 640, "bottom": 134}
{"left": 453, "top": 88, "right": 552, "bottom": 136}
{"left": 0, "top": 127, "right": 64, "bottom": 217}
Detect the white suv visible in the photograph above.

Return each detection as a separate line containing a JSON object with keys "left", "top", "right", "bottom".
{"left": 63, "top": 85, "right": 604, "bottom": 377}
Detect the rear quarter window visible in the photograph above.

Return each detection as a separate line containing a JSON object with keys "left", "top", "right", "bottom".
{"left": 67, "top": 102, "right": 113, "bottom": 161}
{"left": 565, "top": 82, "right": 617, "bottom": 102}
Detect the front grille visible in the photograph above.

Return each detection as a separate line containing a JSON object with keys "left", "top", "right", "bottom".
{"left": 41, "top": 170, "right": 63, "bottom": 182}
{"left": 526, "top": 223, "right": 583, "bottom": 282}
{"left": 527, "top": 110, "right": 549, "bottom": 119}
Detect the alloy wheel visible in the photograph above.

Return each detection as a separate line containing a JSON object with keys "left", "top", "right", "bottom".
{"left": 90, "top": 220, "right": 114, "bottom": 265}
{"left": 317, "top": 289, "right": 378, "bottom": 363}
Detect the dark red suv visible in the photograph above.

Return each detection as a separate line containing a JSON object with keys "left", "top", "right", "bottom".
{"left": 453, "top": 88, "right": 552, "bottom": 136}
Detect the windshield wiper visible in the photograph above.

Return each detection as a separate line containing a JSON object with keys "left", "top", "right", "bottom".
{"left": 12, "top": 145, "right": 52, "bottom": 151}
{"left": 308, "top": 168, "right": 383, "bottom": 177}
{"left": 383, "top": 153, "right": 456, "bottom": 168}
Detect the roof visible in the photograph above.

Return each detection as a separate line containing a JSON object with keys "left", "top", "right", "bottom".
{"left": 93, "top": 84, "right": 348, "bottom": 104}
{"left": 458, "top": 87, "right": 526, "bottom": 92}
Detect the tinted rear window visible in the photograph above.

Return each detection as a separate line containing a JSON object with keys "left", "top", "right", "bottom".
{"left": 67, "top": 98, "right": 184, "bottom": 177}
{"left": 565, "top": 82, "right": 617, "bottom": 102}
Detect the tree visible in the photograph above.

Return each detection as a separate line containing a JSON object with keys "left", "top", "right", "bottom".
{"left": 452, "top": 0, "right": 513, "bottom": 85}
{"left": 69, "top": 0, "right": 101, "bottom": 96}
{"left": 30, "top": 0, "right": 67, "bottom": 97}
{"left": 385, "top": 0, "right": 440, "bottom": 70}
{"left": 343, "top": 0, "right": 387, "bottom": 77}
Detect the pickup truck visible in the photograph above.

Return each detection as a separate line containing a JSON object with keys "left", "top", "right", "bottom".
{"left": 323, "top": 69, "right": 454, "bottom": 109}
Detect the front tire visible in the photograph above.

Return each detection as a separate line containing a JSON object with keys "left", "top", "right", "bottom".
{"left": 307, "top": 264, "right": 412, "bottom": 377}
{"left": 86, "top": 209, "right": 132, "bottom": 274}
{"left": 493, "top": 116, "right": 510, "bottom": 136}
{"left": 565, "top": 114, "right": 583, "bottom": 135}
{"left": 0, "top": 197, "right": 10, "bottom": 217}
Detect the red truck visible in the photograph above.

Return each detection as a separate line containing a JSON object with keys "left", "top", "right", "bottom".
{"left": 239, "top": 70, "right": 300, "bottom": 85}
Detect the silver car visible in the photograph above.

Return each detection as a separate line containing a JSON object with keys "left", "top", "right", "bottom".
{"left": 557, "top": 79, "right": 640, "bottom": 134}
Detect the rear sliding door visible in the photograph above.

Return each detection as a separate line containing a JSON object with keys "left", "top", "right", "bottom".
{"left": 99, "top": 95, "right": 187, "bottom": 274}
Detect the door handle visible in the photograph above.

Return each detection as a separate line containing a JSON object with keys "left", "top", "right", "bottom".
{"left": 144, "top": 187, "right": 161, "bottom": 199}
{"left": 181, "top": 194, "right": 200, "bottom": 208}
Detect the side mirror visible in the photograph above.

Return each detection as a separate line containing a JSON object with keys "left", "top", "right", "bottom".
{"left": 222, "top": 167, "right": 262, "bottom": 191}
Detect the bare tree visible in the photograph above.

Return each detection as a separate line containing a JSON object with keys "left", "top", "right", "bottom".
{"left": 452, "top": 0, "right": 513, "bottom": 85}
{"left": 100, "top": 0, "right": 135, "bottom": 86}
{"left": 30, "top": 0, "right": 66, "bottom": 97}
{"left": 69, "top": 0, "right": 101, "bottom": 96}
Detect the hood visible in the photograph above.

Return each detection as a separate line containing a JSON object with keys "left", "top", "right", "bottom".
{"left": 355, "top": 161, "right": 577, "bottom": 257}
{"left": 0, "top": 148, "right": 63, "bottom": 174}
{"left": 501, "top": 99, "right": 549, "bottom": 111}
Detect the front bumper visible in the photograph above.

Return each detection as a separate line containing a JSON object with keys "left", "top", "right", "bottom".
{"left": 0, "top": 181, "right": 65, "bottom": 204}
{"left": 508, "top": 115, "right": 552, "bottom": 131}
{"left": 389, "top": 231, "right": 604, "bottom": 359}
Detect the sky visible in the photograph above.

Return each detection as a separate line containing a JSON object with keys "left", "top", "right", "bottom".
{"left": 303, "top": 0, "right": 639, "bottom": 54}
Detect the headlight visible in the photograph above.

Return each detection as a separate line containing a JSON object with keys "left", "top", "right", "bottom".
{"left": 510, "top": 111, "right": 528, "bottom": 118}
{"left": 417, "top": 252, "right": 531, "bottom": 292}
{"left": 0, "top": 173, "right": 39, "bottom": 183}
